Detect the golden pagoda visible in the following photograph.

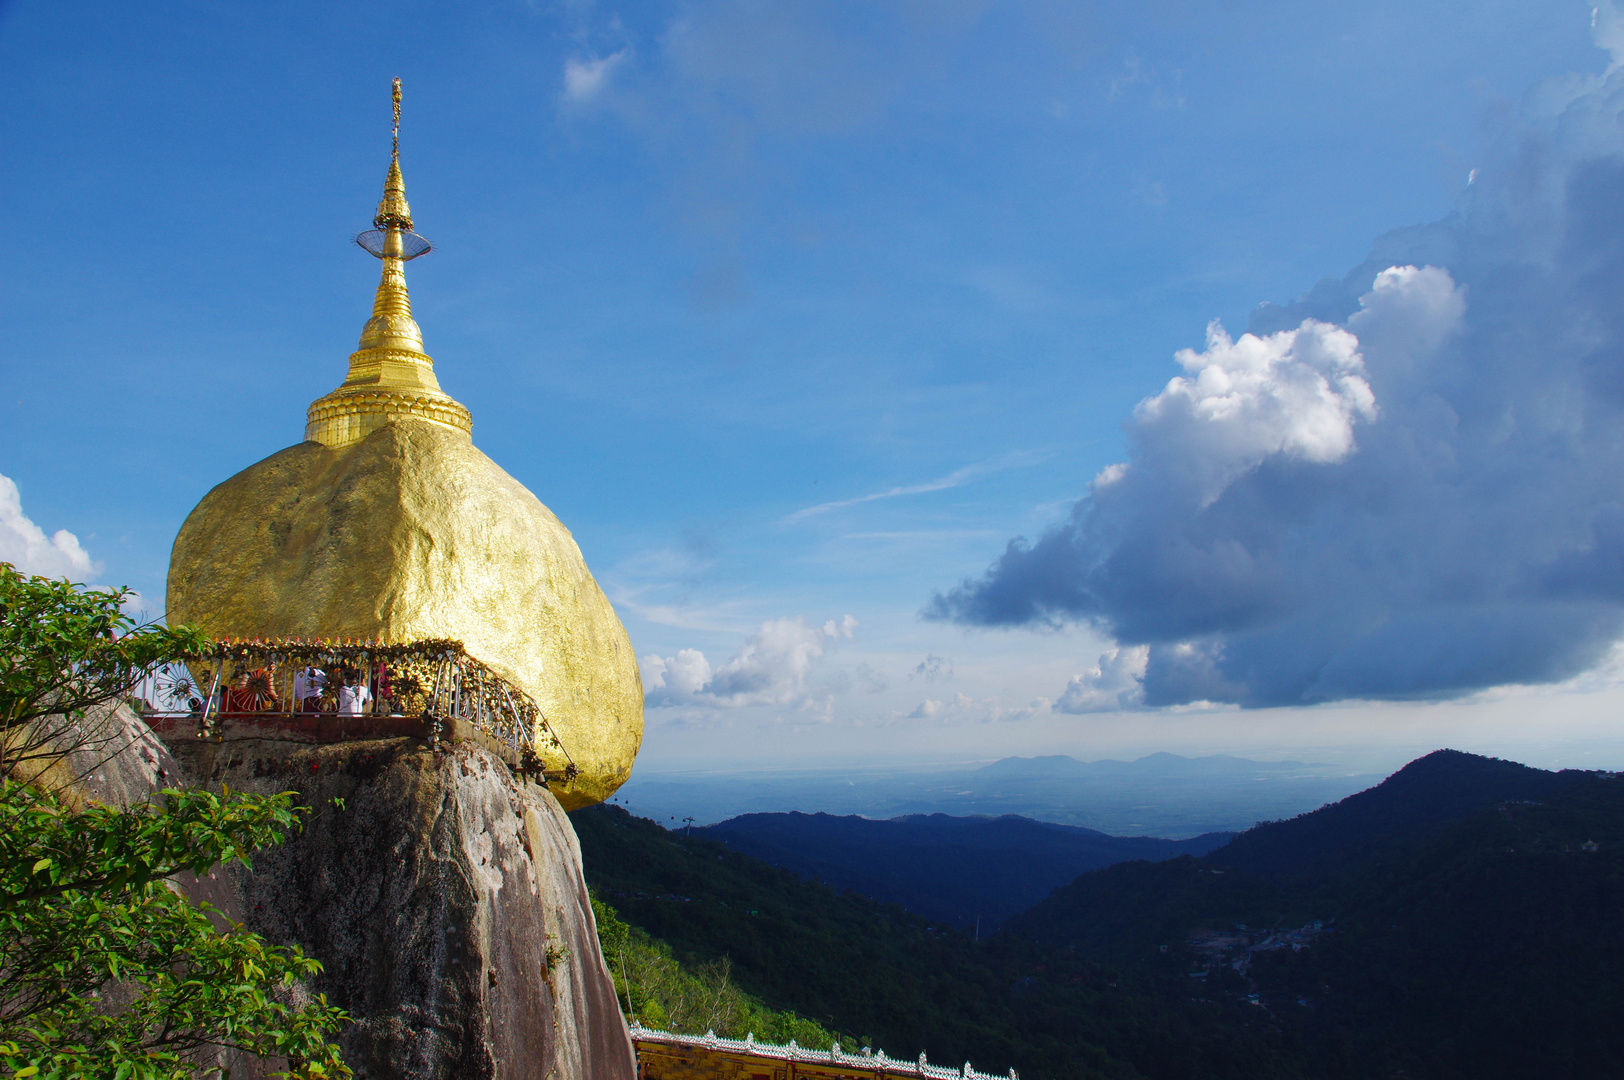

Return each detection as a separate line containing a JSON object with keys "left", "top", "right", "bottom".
{"left": 166, "top": 81, "right": 643, "bottom": 809}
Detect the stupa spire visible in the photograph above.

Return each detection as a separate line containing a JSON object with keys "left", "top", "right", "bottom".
{"left": 305, "top": 78, "right": 471, "bottom": 449}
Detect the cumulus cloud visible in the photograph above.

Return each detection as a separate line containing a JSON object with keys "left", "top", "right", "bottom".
{"left": 643, "top": 614, "right": 856, "bottom": 708}
{"left": 0, "top": 472, "right": 98, "bottom": 580}
{"left": 930, "top": 36, "right": 1624, "bottom": 708}
{"left": 1054, "top": 645, "right": 1150, "bottom": 714}
{"left": 563, "top": 50, "right": 628, "bottom": 103}
{"left": 1131, "top": 313, "right": 1378, "bottom": 507}
{"left": 908, "top": 691, "right": 971, "bottom": 720}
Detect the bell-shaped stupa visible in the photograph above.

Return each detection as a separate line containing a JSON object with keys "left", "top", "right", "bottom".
{"left": 167, "top": 81, "right": 643, "bottom": 809}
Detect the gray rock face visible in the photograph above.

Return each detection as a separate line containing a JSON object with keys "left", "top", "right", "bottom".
{"left": 87, "top": 711, "right": 635, "bottom": 1080}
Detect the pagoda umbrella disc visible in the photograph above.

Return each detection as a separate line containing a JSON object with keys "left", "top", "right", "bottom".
{"left": 242, "top": 668, "right": 278, "bottom": 711}
{"left": 152, "top": 661, "right": 201, "bottom": 711}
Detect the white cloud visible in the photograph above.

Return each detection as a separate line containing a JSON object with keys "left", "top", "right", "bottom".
{"left": 1054, "top": 645, "right": 1150, "bottom": 714}
{"left": 0, "top": 472, "right": 99, "bottom": 580}
{"left": 908, "top": 691, "right": 970, "bottom": 720}
{"left": 1596, "top": 1, "right": 1624, "bottom": 69}
{"left": 642, "top": 648, "right": 712, "bottom": 698}
{"left": 643, "top": 614, "right": 857, "bottom": 708}
{"left": 822, "top": 614, "right": 857, "bottom": 641}
{"left": 1133, "top": 314, "right": 1378, "bottom": 505}
{"left": 562, "top": 50, "right": 628, "bottom": 103}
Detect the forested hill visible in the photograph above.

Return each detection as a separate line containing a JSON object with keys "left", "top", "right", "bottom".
{"left": 1009, "top": 749, "right": 1591, "bottom": 956}
{"left": 696, "top": 811, "right": 1232, "bottom": 929}
{"left": 1008, "top": 752, "right": 1624, "bottom": 1080}
{"left": 1207, "top": 748, "right": 1582, "bottom": 877}
{"left": 571, "top": 802, "right": 1305, "bottom": 1080}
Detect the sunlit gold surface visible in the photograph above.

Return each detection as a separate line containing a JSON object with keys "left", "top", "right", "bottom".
{"left": 166, "top": 420, "right": 643, "bottom": 809}
{"left": 169, "top": 85, "right": 643, "bottom": 808}
{"left": 305, "top": 156, "right": 470, "bottom": 449}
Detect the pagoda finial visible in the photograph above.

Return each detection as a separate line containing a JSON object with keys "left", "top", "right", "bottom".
{"left": 304, "top": 78, "right": 471, "bottom": 449}
{"left": 373, "top": 78, "right": 414, "bottom": 232}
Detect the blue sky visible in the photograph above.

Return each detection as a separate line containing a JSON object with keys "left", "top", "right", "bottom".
{"left": 4, "top": 0, "right": 1623, "bottom": 775}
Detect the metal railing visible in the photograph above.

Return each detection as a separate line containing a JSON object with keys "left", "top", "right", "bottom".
{"left": 133, "top": 637, "right": 576, "bottom": 785}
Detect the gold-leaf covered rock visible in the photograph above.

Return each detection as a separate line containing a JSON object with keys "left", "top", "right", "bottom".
{"left": 166, "top": 419, "right": 642, "bottom": 809}
{"left": 168, "top": 86, "right": 643, "bottom": 808}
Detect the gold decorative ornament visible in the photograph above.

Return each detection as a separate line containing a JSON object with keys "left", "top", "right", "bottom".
{"left": 167, "top": 80, "right": 643, "bottom": 808}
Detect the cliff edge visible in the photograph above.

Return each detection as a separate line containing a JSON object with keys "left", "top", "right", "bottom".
{"left": 75, "top": 707, "right": 634, "bottom": 1080}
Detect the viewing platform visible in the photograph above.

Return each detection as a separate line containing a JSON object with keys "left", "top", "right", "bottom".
{"left": 135, "top": 636, "right": 578, "bottom": 788}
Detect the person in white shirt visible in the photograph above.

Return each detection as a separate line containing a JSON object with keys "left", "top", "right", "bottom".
{"left": 294, "top": 666, "right": 327, "bottom": 712}
{"left": 337, "top": 669, "right": 372, "bottom": 717}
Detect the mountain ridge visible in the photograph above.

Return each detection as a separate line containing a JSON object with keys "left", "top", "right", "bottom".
{"left": 698, "top": 809, "right": 1232, "bottom": 928}
{"left": 1003, "top": 749, "right": 1624, "bottom": 1078}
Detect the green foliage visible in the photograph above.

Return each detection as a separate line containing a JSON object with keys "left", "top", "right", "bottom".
{"left": 0, "top": 780, "right": 350, "bottom": 1079}
{"left": 0, "top": 565, "right": 349, "bottom": 1079}
{"left": 574, "top": 804, "right": 1300, "bottom": 1080}
{"left": 0, "top": 562, "right": 207, "bottom": 737}
{"left": 592, "top": 894, "right": 840, "bottom": 1048}
{"left": 1014, "top": 760, "right": 1624, "bottom": 1080}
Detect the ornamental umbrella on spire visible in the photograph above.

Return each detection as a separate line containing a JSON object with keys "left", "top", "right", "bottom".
{"left": 306, "top": 79, "right": 470, "bottom": 449}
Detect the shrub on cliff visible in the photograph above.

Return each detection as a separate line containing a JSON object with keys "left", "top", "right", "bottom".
{"left": 0, "top": 564, "right": 350, "bottom": 1079}
{"left": 593, "top": 895, "right": 842, "bottom": 1049}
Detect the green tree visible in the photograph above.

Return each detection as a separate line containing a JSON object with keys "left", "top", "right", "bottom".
{"left": 0, "top": 562, "right": 204, "bottom": 784}
{"left": 0, "top": 564, "right": 350, "bottom": 1079}
{"left": 591, "top": 894, "right": 845, "bottom": 1049}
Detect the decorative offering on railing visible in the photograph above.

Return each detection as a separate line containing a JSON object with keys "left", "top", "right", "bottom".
{"left": 133, "top": 637, "right": 577, "bottom": 785}
{"left": 629, "top": 1021, "right": 1021, "bottom": 1080}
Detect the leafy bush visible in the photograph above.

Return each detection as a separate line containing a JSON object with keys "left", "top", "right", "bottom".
{"left": 0, "top": 564, "right": 349, "bottom": 1079}
{"left": 593, "top": 894, "right": 840, "bottom": 1048}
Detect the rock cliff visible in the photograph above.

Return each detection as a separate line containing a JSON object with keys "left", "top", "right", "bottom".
{"left": 66, "top": 707, "right": 635, "bottom": 1080}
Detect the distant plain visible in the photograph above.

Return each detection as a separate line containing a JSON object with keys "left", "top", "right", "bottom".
{"left": 612, "top": 753, "right": 1384, "bottom": 838}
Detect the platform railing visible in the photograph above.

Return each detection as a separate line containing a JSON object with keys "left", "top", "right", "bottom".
{"left": 629, "top": 1021, "right": 1022, "bottom": 1080}
{"left": 133, "top": 637, "right": 577, "bottom": 785}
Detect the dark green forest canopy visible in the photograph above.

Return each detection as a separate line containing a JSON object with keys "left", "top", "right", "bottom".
{"left": 571, "top": 804, "right": 1302, "bottom": 1080}
{"left": 580, "top": 751, "right": 1624, "bottom": 1080}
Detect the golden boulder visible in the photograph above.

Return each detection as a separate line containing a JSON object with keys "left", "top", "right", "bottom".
{"left": 166, "top": 88, "right": 642, "bottom": 808}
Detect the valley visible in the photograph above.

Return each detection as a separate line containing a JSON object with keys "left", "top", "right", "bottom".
{"left": 576, "top": 750, "right": 1624, "bottom": 1080}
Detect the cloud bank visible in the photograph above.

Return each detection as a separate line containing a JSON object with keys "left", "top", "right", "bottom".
{"left": 644, "top": 614, "right": 856, "bottom": 708}
{"left": 931, "top": 40, "right": 1624, "bottom": 708}
{"left": 0, "top": 472, "right": 98, "bottom": 580}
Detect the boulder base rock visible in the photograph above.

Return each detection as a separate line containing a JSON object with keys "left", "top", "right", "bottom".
{"left": 166, "top": 730, "right": 635, "bottom": 1080}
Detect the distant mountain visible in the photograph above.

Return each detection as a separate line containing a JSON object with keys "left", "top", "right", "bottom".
{"left": 1011, "top": 748, "right": 1586, "bottom": 953}
{"left": 1208, "top": 748, "right": 1581, "bottom": 876}
{"left": 1007, "top": 750, "right": 1624, "bottom": 1079}
{"left": 697, "top": 811, "right": 1232, "bottom": 929}
{"left": 616, "top": 752, "right": 1381, "bottom": 838}
{"left": 571, "top": 802, "right": 1301, "bottom": 1080}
